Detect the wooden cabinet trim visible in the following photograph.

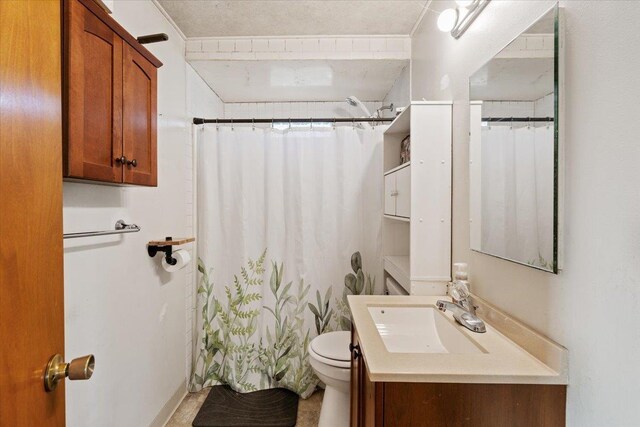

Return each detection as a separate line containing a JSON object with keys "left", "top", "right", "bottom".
{"left": 350, "top": 328, "right": 360, "bottom": 427}
{"left": 75, "top": 0, "right": 163, "bottom": 68}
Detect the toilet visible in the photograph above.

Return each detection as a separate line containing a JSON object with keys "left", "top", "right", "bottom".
{"left": 309, "top": 277, "right": 407, "bottom": 426}
{"left": 308, "top": 330, "right": 351, "bottom": 427}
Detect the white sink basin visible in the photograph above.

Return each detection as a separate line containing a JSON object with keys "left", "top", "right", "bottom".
{"left": 368, "top": 306, "right": 483, "bottom": 354}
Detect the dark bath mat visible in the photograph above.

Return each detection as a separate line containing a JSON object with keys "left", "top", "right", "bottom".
{"left": 192, "top": 385, "right": 299, "bottom": 427}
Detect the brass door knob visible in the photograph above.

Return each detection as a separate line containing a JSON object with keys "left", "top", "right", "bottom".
{"left": 44, "top": 354, "right": 95, "bottom": 392}
{"left": 115, "top": 156, "right": 127, "bottom": 165}
{"left": 126, "top": 158, "right": 137, "bottom": 167}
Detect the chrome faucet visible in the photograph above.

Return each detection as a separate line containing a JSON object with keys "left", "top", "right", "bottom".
{"left": 456, "top": 295, "right": 476, "bottom": 315}
{"left": 436, "top": 300, "right": 486, "bottom": 333}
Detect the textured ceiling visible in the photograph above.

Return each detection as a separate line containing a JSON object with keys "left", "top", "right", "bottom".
{"left": 157, "top": 1, "right": 428, "bottom": 37}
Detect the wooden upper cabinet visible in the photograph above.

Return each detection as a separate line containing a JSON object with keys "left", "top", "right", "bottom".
{"left": 65, "top": 0, "right": 122, "bottom": 182}
{"left": 63, "top": 0, "right": 161, "bottom": 186}
{"left": 123, "top": 44, "right": 157, "bottom": 186}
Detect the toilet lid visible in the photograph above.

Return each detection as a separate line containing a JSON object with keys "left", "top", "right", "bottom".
{"left": 311, "top": 331, "right": 351, "bottom": 362}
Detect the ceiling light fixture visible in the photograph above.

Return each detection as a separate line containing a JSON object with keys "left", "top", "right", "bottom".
{"left": 437, "top": 8, "right": 459, "bottom": 32}
{"left": 438, "top": 0, "right": 491, "bottom": 39}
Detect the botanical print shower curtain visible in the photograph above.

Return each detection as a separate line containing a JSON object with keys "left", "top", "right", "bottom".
{"left": 481, "top": 125, "right": 554, "bottom": 268}
{"left": 190, "top": 125, "right": 384, "bottom": 397}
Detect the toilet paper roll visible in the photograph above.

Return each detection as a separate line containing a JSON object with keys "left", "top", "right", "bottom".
{"left": 162, "top": 249, "right": 191, "bottom": 272}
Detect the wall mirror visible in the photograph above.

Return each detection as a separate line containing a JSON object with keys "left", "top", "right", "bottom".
{"left": 469, "top": 5, "right": 561, "bottom": 273}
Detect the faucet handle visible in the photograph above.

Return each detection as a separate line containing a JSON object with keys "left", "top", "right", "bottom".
{"left": 460, "top": 312, "right": 487, "bottom": 333}
{"left": 436, "top": 300, "right": 486, "bottom": 333}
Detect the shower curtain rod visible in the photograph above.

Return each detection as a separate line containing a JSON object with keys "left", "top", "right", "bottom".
{"left": 482, "top": 117, "right": 554, "bottom": 122}
{"left": 192, "top": 117, "right": 394, "bottom": 125}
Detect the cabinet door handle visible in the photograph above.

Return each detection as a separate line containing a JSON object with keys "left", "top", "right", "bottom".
{"left": 349, "top": 343, "right": 361, "bottom": 359}
{"left": 126, "top": 159, "right": 137, "bottom": 167}
{"left": 115, "top": 156, "right": 126, "bottom": 165}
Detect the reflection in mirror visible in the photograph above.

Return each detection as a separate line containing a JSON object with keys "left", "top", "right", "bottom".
{"left": 469, "top": 6, "right": 558, "bottom": 273}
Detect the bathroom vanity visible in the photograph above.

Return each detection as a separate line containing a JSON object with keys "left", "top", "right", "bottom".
{"left": 348, "top": 296, "right": 568, "bottom": 427}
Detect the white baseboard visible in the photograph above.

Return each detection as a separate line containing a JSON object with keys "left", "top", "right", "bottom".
{"left": 149, "top": 379, "right": 187, "bottom": 427}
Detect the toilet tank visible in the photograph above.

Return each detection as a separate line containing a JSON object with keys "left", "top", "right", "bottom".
{"left": 385, "top": 276, "right": 409, "bottom": 295}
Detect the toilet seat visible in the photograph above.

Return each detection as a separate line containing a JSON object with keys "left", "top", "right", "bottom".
{"left": 310, "top": 331, "right": 351, "bottom": 369}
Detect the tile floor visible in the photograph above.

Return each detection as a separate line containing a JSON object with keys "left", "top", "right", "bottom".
{"left": 166, "top": 388, "right": 324, "bottom": 427}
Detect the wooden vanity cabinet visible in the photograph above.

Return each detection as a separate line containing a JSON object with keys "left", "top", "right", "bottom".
{"left": 350, "top": 329, "right": 383, "bottom": 427}
{"left": 63, "top": 0, "right": 161, "bottom": 186}
{"left": 350, "top": 326, "right": 567, "bottom": 427}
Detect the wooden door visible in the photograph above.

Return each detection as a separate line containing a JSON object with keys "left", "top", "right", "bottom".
{"left": 122, "top": 43, "right": 157, "bottom": 186}
{"left": 65, "top": 0, "right": 123, "bottom": 183}
{"left": 0, "top": 0, "right": 66, "bottom": 425}
{"left": 384, "top": 173, "right": 396, "bottom": 216}
{"left": 395, "top": 166, "right": 411, "bottom": 219}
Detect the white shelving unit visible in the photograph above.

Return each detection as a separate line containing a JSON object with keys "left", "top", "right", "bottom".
{"left": 382, "top": 102, "right": 453, "bottom": 295}
{"left": 384, "top": 162, "right": 411, "bottom": 219}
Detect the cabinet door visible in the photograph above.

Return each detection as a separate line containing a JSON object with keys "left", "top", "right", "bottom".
{"left": 122, "top": 43, "right": 157, "bottom": 186}
{"left": 362, "top": 362, "right": 380, "bottom": 427}
{"left": 384, "top": 173, "right": 396, "bottom": 216}
{"left": 350, "top": 328, "right": 362, "bottom": 427}
{"left": 395, "top": 166, "right": 411, "bottom": 218}
{"left": 65, "top": 0, "right": 123, "bottom": 182}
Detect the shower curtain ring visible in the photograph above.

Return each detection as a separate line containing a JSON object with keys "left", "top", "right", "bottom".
{"left": 352, "top": 118, "right": 355, "bottom": 129}
{"left": 231, "top": 118, "right": 234, "bottom": 131}
{"left": 333, "top": 118, "right": 336, "bottom": 130}
{"left": 252, "top": 118, "right": 255, "bottom": 131}
{"left": 271, "top": 118, "right": 274, "bottom": 129}
{"left": 289, "top": 118, "right": 291, "bottom": 129}
{"left": 215, "top": 118, "right": 219, "bottom": 130}
{"left": 310, "top": 118, "right": 313, "bottom": 130}
{"left": 510, "top": 117, "right": 513, "bottom": 129}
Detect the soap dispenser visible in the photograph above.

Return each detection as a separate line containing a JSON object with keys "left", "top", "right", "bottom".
{"left": 449, "top": 263, "right": 473, "bottom": 312}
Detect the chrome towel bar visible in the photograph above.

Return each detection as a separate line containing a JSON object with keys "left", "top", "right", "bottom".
{"left": 63, "top": 220, "right": 140, "bottom": 239}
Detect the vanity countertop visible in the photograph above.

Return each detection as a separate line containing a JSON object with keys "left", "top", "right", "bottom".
{"left": 347, "top": 295, "right": 568, "bottom": 385}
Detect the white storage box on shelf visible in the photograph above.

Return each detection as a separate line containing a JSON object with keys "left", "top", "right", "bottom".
{"left": 382, "top": 102, "right": 452, "bottom": 296}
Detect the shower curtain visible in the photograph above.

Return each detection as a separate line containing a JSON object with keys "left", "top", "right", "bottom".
{"left": 190, "top": 125, "right": 384, "bottom": 397}
{"left": 481, "top": 124, "right": 554, "bottom": 268}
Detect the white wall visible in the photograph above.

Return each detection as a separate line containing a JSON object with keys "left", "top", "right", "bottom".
{"left": 63, "top": 2, "right": 222, "bottom": 426}
{"left": 481, "top": 100, "right": 535, "bottom": 118}
{"left": 186, "top": 35, "right": 411, "bottom": 61}
{"left": 411, "top": 1, "right": 640, "bottom": 425}
{"left": 185, "top": 65, "right": 224, "bottom": 379}
{"left": 224, "top": 101, "right": 382, "bottom": 120}
{"left": 383, "top": 64, "right": 411, "bottom": 113}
